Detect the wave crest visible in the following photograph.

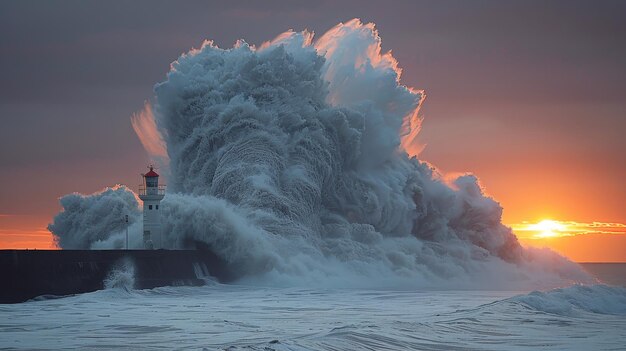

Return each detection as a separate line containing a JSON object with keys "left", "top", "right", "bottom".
{"left": 510, "top": 285, "right": 626, "bottom": 315}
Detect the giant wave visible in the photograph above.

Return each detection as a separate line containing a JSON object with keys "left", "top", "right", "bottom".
{"left": 49, "top": 19, "right": 591, "bottom": 289}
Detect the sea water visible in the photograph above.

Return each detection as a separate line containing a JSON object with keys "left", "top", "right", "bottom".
{"left": 580, "top": 263, "right": 626, "bottom": 286}
{"left": 1, "top": 266, "right": 625, "bottom": 351}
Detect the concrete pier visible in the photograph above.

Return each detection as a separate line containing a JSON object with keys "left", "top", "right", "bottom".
{"left": 0, "top": 249, "right": 234, "bottom": 303}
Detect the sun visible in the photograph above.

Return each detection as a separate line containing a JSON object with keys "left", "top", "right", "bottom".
{"left": 528, "top": 219, "right": 567, "bottom": 238}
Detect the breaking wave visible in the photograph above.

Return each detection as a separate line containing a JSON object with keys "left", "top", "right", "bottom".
{"left": 104, "top": 258, "right": 136, "bottom": 291}
{"left": 49, "top": 19, "right": 592, "bottom": 289}
{"left": 48, "top": 185, "right": 141, "bottom": 249}
{"left": 509, "top": 284, "right": 626, "bottom": 316}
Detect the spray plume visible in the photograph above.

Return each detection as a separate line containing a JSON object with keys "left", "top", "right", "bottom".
{"left": 49, "top": 19, "right": 591, "bottom": 289}
{"left": 48, "top": 185, "right": 141, "bottom": 249}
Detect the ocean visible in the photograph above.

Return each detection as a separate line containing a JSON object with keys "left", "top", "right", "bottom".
{"left": 0, "top": 264, "right": 625, "bottom": 350}
{"left": 580, "top": 263, "right": 626, "bottom": 286}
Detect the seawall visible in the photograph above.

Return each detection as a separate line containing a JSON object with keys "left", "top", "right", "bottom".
{"left": 0, "top": 249, "right": 234, "bottom": 303}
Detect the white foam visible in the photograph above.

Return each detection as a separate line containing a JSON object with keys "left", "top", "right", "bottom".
{"left": 510, "top": 284, "right": 626, "bottom": 315}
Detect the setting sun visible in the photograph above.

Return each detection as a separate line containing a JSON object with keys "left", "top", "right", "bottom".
{"left": 528, "top": 219, "right": 567, "bottom": 238}
{"left": 510, "top": 219, "right": 626, "bottom": 262}
{"left": 511, "top": 219, "right": 570, "bottom": 238}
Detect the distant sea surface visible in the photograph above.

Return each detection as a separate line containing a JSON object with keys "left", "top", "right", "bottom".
{"left": 580, "top": 263, "right": 626, "bottom": 286}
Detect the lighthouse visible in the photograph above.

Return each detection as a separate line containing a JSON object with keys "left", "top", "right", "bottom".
{"left": 139, "top": 165, "right": 165, "bottom": 249}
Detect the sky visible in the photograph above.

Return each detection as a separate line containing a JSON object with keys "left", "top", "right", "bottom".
{"left": 0, "top": 0, "right": 625, "bottom": 261}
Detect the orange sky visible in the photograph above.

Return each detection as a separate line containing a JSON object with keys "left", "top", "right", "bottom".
{"left": 2, "top": 195, "right": 625, "bottom": 262}
{"left": 1, "top": 115, "right": 624, "bottom": 261}
{"left": 511, "top": 220, "right": 626, "bottom": 263}
{"left": 0, "top": 215, "right": 57, "bottom": 250}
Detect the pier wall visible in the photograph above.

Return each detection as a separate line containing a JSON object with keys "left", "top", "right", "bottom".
{"left": 0, "top": 249, "right": 231, "bottom": 303}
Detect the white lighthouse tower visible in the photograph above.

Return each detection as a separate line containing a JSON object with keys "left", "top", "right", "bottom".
{"left": 139, "top": 165, "right": 165, "bottom": 249}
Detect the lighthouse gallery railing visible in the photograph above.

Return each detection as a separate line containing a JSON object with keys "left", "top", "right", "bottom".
{"left": 138, "top": 184, "right": 166, "bottom": 196}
